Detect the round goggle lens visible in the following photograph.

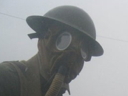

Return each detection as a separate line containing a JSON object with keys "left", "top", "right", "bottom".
{"left": 56, "top": 32, "right": 72, "bottom": 50}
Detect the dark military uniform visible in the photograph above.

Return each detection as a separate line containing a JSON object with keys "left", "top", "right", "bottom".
{"left": 0, "top": 54, "right": 65, "bottom": 96}
{"left": 0, "top": 54, "right": 43, "bottom": 96}
{"left": 0, "top": 61, "right": 20, "bottom": 96}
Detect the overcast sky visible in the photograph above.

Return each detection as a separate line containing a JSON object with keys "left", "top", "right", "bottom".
{"left": 1, "top": 0, "right": 128, "bottom": 96}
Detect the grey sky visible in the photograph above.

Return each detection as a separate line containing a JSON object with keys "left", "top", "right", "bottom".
{"left": 1, "top": 0, "right": 128, "bottom": 96}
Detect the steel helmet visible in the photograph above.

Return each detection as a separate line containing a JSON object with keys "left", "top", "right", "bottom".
{"left": 26, "top": 5, "right": 104, "bottom": 56}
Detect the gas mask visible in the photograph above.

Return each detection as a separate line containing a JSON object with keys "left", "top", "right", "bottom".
{"left": 37, "top": 28, "right": 92, "bottom": 96}
{"left": 38, "top": 28, "right": 92, "bottom": 83}
{"left": 53, "top": 30, "right": 92, "bottom": 83}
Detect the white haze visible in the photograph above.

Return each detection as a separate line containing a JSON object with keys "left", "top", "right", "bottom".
{"left": 0, "top": 0, "right": 128, "bottom": 96}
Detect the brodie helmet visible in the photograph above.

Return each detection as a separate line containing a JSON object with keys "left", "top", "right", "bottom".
{"left": 26, "top": 5, "right": 104, "bottom": 56}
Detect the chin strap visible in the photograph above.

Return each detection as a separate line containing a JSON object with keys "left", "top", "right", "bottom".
{"left": 28, "top": 33, "right": 39, "bottom": 39}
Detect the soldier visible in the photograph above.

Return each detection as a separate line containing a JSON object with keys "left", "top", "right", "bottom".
{"left": 0, "top": 5, "right": 104, "bottom": 96}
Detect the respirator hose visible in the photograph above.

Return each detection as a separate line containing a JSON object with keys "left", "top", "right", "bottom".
{"left": 45, "top": 66, "right": 67, "bottom": 96}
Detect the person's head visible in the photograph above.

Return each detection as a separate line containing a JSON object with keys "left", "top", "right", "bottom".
{"left": 26, "top": 5, "right": 104, "bottom": 83}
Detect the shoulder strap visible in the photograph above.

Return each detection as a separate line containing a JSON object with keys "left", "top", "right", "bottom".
{"left": 9, "top": 61, "right": 42, "bottom": 96}
{"left": 9, "top": 61, "right": 28, "bottom": 96}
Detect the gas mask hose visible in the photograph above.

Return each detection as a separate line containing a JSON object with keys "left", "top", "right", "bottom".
{"left": 45, "top": 66, "right": 67, "bottom": 96}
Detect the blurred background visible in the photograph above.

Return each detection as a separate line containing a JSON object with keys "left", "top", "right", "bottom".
{"left": 0, "top": 0, "right": 128, "bottom": 96}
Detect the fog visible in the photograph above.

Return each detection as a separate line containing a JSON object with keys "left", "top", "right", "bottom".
{"left": 0, "top": 0, "right": 128, "bottom": 96}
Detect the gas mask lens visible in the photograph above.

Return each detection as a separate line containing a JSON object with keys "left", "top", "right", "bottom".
{"left": 80, "top": 47, "right": 87, "bottom": 60}
{"left": 56, "top": 32, "right": 72, "bottom": 50}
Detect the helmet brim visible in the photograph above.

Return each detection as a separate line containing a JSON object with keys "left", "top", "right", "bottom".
{"left": 26, "top": 16, "right": 104, "bottom": 56}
